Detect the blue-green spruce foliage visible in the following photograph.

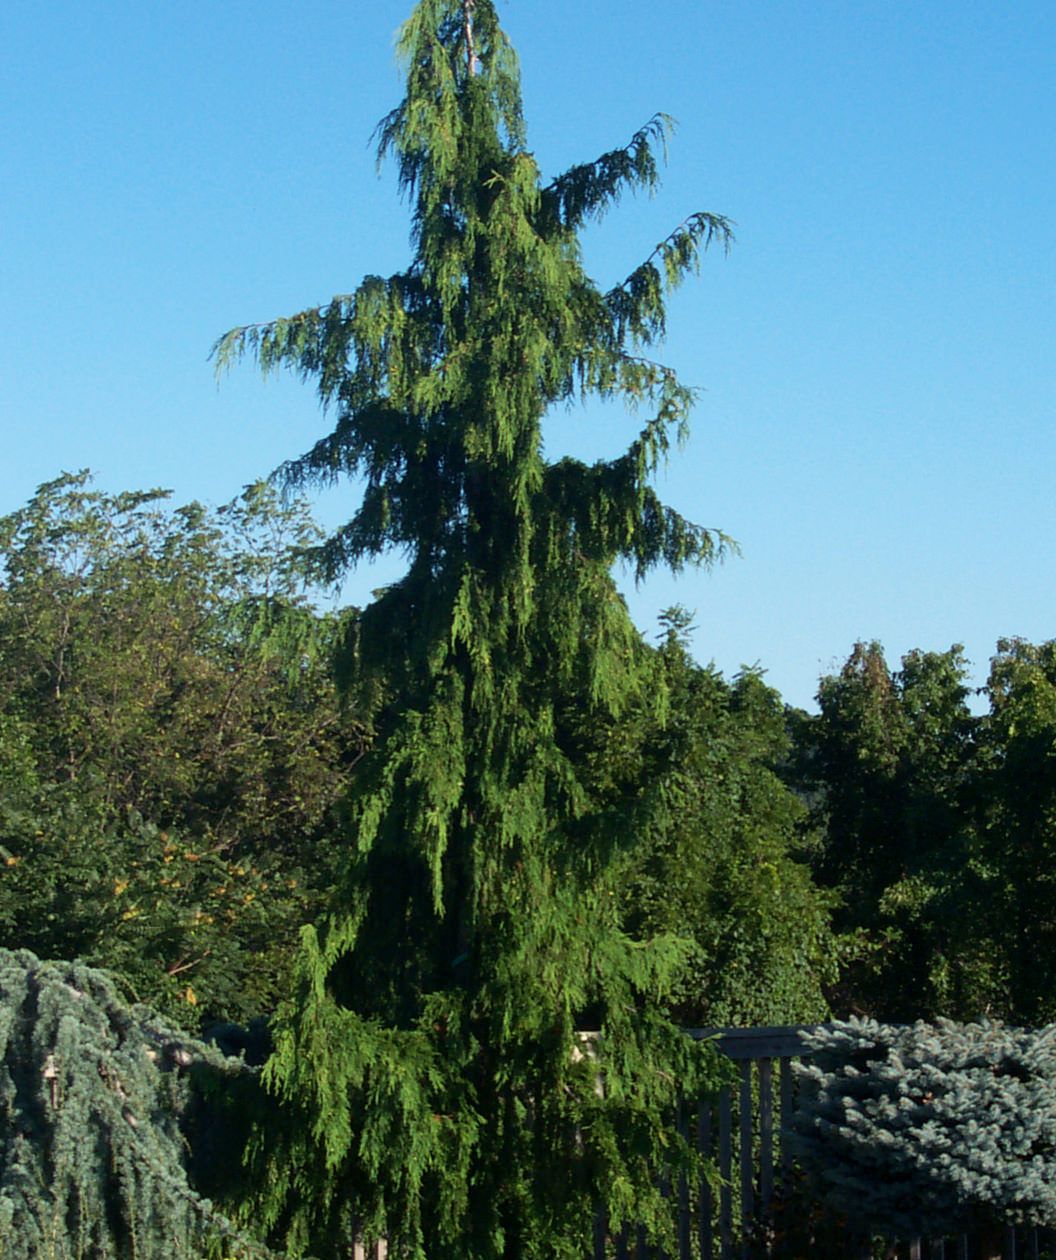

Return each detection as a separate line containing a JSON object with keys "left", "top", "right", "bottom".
{"left": 0, "top": 949, "right": 273, "bottom": 1260}
{"left": 791, "top": 1018, "right": 1056, "bottom": 1240}
{"left": 216, "top": 1, "right": 735, "bottom": 1256}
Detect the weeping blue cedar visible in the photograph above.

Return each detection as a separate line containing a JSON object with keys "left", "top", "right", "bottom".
{"left": 0, "top": 950, "right": 273, "bottom": 1260}
{"left": 216, "top": 3, "right": 735, "bottom": 1256}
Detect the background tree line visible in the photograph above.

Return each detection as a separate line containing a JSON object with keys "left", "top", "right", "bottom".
{"left": 793, "top": 636, "right": 1056, "bottom": 1026}
{"left": 2, "top": 474, "right": 1053, "bottom": 1033}
{"left": 0, "top": 472, "right": 831, "bottom": 1032}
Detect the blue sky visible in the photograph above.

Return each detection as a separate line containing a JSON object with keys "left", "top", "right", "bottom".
{"left": 3, "top": 1, "right": 1053, "bottom": 710}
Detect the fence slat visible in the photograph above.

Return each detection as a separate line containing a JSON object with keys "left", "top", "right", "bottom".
{"left": 676, "top": 1101, "right": 690, "bottom": 1260}
{"left": 739, "top": 1061, "right": 754, "bottom": 1260}
{"left": 778, "top": 1056, "right": 794, "bottom": 1178}
{"left": 593, "top": 1210, "right": 607, "bottom": 1260}
{"left": 758, "top": 1058, "right": 774, "bottom": 1218}
{"left": 615, "top": 1223, "right": 630, "bottom": 1260}
{"left": 718, "top": 1084, "right": 733, "bottom": 1260}
{"left": 636, "top": 1221, "right": 649, "bottom": 1260}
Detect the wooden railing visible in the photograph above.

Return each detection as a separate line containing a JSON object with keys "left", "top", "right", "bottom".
{"left": 689, "top": 1024, "right": 815, "bottom": 1260}
{"left": 637, "top": 1026, "right": 1052, "bottom": 1260}
{"left": 351, "top": 1024, "right": 1053, "bottom": 1260}
{"left": 594, "top": 1025, "right": 815, "bottom": 1260}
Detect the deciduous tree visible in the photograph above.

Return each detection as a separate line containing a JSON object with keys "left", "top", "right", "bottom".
{"left": 976, "top": 638, "right": 1056, "bottom": 1023}
{"left": 794, "top": 642, "right": 979, "bottom": 1020}
{"left": 617, "top": 608, "right": 837, "bottom": 1027}
{"left": 0, "top": 473, "right": 361, "bottom": 1023}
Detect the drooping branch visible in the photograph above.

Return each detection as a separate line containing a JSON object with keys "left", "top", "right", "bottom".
{"left": 542, "top": 115, "right": 672, "bottom": 230}
{"left": 0, "top": 950, "right": 282, "bottom": 1260}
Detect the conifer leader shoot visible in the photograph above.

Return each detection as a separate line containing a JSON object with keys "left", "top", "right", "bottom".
{"left": 216, "top": 3, "right": 735, "bottom": 1257}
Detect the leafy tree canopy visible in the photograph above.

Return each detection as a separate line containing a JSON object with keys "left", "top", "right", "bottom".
{"left": 795, "top": 636, "right": 1056, "bottom": 1025}
{"left": 616, "top": 608, "right": 837, "bottom": 1028}
{"left": 0, "top": 472, "right": 364, "bottom": 1023}
{"left": 975, "top": 638, "right": 1056, "bottom": 1024}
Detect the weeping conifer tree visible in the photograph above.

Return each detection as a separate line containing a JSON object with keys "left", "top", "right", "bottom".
{"left": 217, "top": 3, "right": 734, "bottom": 1256}
{"left": 0, "top": 949, "right": 272, "bottom": 1260}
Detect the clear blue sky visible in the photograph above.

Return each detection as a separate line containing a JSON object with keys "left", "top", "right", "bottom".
{"left": 3, "top": 1, "right": 1053, "bottom": 710}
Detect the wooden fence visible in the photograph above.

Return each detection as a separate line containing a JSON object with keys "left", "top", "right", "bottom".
{"left": 618, "top": 1025, "right": 1053, "bottom": 1260}
{"left": 351, "top": 1024, "right": 1053, "bottom": 1260}
{"left": 686, "top": 1024, "right": 812, "bottom": 1260}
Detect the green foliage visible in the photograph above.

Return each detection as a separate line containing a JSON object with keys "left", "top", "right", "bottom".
{"left": 217, "top": 3, "right": 735, "bottom": 1256}
{"left": 617, "top": 608, "right": 837, "bottom": 1027}
{"left": 791, "top": 1018, "right": 1056, "bottom": 1241}
{"left": 793, "top": 641, "right": 983, "bottom": 1019}
{"left": 0, "top": 948, "right": 270, "bottom": 1260}
{"left": 0, "top": 472, "right": 362, "bottom": 1024}
{"left": 974, "top": 638, "right": 1056, "bottom": 1024}
{"left": 794, "top": 636, "right": 1056, "bottom": 1024}
{"left": 0, "top": 798, "right": 284, "bottom": 1025}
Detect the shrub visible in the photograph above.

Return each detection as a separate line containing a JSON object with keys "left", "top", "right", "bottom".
{"left": 0, "top": 948, "right": 269, "bottom": 1259}
{"left": 790, "top": 1017, "right": 1056, "bottom": 1244}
